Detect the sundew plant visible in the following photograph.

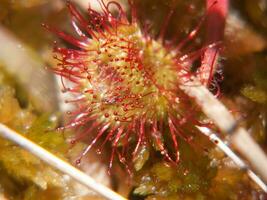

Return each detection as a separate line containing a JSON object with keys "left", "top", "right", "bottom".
{"left": 45, "top": 0, "right": 225, "bottom": 173}
{"left": 0, "top": 0, "right": 267, "bottom": 199}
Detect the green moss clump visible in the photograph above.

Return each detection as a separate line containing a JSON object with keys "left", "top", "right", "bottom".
{"left": 241, "top": 85, "right": 267, "bottom": 104}
{"left": 131, "top": 133, "right": 261, "bottom": 200}
{"left": 0, "top": 68, "right": 73, "bottom": 199}
{"left": 238, "top": 57, "right": 267, "bottom": 145}
{"left": 133, "top": 140, "right": 216, "bottom": 199}
{"left": 240, "top": 56, "right": 267, "bottom": 105}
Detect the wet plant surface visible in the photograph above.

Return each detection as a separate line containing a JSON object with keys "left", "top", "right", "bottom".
{"left": 0, "top": 0, "right": 267, "bottom": 199}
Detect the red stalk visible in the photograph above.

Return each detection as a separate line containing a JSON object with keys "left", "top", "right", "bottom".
{"left": 198, "top": 0, "right": 228, "bottom": 86}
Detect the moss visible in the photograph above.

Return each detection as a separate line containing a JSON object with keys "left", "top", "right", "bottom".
{"left": 133, "top": 144, "right": 150, "bottom": 171}
{"left": 0, "top": 66, "right": 29, "bottom": 107}
{"left": 237, "top": 55, "right": 267, "bottom": 145}
{"left": 241, "top": 85, "right": 267, "bottom": 104}
{"left": 133, "top": 141, "right": 216, "bottom": 199}
{"left": 0, "top": 70, "right": 71, "bottom": 198}
{"left": 1, "top": 1, "right": 267, "bottom": 199}
{"left": 27, "top": 113, "right": 68, "bottom": 158}
{"left": 151, "top": 163, "right": 174, "bottom": 181}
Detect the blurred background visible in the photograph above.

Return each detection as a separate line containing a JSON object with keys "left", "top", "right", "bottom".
{"left": 0, "top": 0, "right": 267, "bottom": 199}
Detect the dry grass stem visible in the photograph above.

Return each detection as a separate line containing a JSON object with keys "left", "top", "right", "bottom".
{"left": 181, "top": 79, "right": 267, "bottom": 184}
{"left": 0, "top": 124, "right": 126, "bottom": 200}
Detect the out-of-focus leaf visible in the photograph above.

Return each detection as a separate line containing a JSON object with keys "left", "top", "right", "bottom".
{"left": 133, "top": 144, "right": 150, "bottom": 171}
{"left": 241, "top": 85, "right": 267, "bottom": 104}
{"left": 245, "top": 0, "right": 267, "bottom": 33}
{"left": 0, "top": 26, "right": 59, "bottom": 112}
{"left": 225, "top": 13, "right": 266, "bottom": 57}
